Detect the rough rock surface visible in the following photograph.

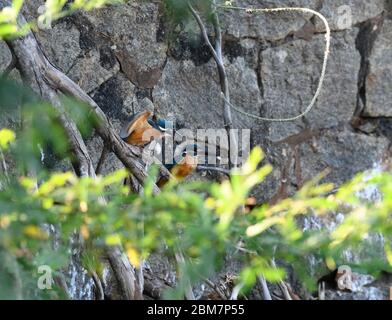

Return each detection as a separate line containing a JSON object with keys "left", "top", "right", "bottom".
{"left": 0, "top": 40, "right": 11, "bottom": 72}
{"left": 315, "top": 0, "right": 385, "bottom": 31}
{"left": 364, "top": 18, "right": 392, "bottom": 117}
{"left": 220, "top": 0, "right": 318, "bottom": 40}
{"left": 260, "top": 28, "right": 360, "bottom": 141}
{"left": 323, "top": 271, "right": 392, "bottom": 300}
{"left": 2, "top": 0, "right": 392, "bottom": 300}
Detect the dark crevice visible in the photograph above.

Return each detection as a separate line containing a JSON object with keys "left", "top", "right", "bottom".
{"left": 92, "top": 76, "right": 125, "bottom": 121}
{"left": 352, "top": 14, "right": 384, "bottom": 121}
{"left": 135, "top": 88, "right": 152, "bottom": 101}
{"left": 61, "top": 14, "right": 97, "bottom": 52}
{"left": 256, "top": 47, "right": 265, "bottom": 118}
{"left": 353, "top": 117, "right": 392, "bottom": 142}
{"left": 222, "top": 38, "right": 245, "bottom": 62}
{"left": 99, "top": 46, "right": 118, "bottom": 71}
{"left": 169, "top": 32, "right": 213, "bottom": 66}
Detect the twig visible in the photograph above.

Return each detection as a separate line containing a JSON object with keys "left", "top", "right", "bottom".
{"left": 257, "top": 275, "right": 272, "bottom": 300}
{"left": 174, "top": 250, "right": 195, "bottom": 300}
{"left": 318, "top": 281, "right": 326, "bottom": 300}
{"left": 270, "top": 259, "right": 292, "bottom": 300}
{"left": 230, "top": 283, "right": 244, "bottom": 300}
{"left": 196, "top": 165, "right": 230, "bottom": 176}
{"left": 277, "top": 280, "right": 292, "bottom": 300}
{"left": 91, "top": 271, "right": 104, "bottom": 300}
{"left": 203, "top": 278, "right": 229, "bottom": 300}
{"left": 187, "top": 3, "right": 220, "bottom": 63}
{"left": 188, "top": 1, "right": 238, "bottom": 168}
{"left": 0, "top": 148, "right": 10, "bottom": 183}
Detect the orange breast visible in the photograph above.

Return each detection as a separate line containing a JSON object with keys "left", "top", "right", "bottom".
{"left": 123, "top": 111, "right": 164, "bottom": 146}
{"left": 171, "top": 155, "right": 198, "bottom": 180}
{"left": 126, "top": 125, "right": 163, "bottom": 146}
{"left": 156, "top": 155, "right": 198, "bottom": 187}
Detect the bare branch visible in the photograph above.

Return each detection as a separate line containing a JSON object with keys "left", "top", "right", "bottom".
{"left": 188, "top": 2, "right": 238, "bottom": 168}
{"left": 197, "top": 165, "right": 230, "bottom": 176}
{"left": 270, "top": 259, "right": 292, "bottom": 300}
{"left": 277, "top": 280, "right": 293, "bottom": 300}
{"left": 187, "top": 3, "right": 219, "bottom": 63}
{"left": 0, "top": 148, "right": 10, "bottom": 183}
{"left": 258, "top": 275, "right": 272, "bottom": 300}
{"left": 106, "top": 246, "right": 143, "bottom": 300}
{"left": 175, "top": 251, "right": 195, "bottom": 300}
{"left": 203, "top": 278, "right": 229, "bottom": 300}
{"left": 91, "top": 271, "right": 104, "bottom": 300}
{"left": 229, "top": 283, "right": 244, "bottom": 300}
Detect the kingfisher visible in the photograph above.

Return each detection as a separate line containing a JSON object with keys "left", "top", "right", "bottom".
{"left": 120, "top": 110, "right": 171, "bottom": 146}
{"left": 121, "top": 110, "right": 201, "bottom": 187}
{"left": 157, "top": 143, "right": 200, "bottom": 187}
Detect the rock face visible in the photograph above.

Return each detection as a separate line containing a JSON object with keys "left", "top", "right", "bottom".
{"left": 364, "top": 19, "right": 392, "bottom": 117}
{"left": 220, "top": 0, "right": 318, "bottom": 40}
{"left": 315, "top": 0, "right": 385, "bottom": 31}
{"left": 260, "top": 29, "right": 360, "bottom": 141}
{"left": 2, "top": 0, "right": 392, "bottom": 300}
{"left": 0, "top": 40, "right": 11, "bottom": 72}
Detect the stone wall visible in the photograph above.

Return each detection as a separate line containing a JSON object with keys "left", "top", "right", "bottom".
{"left": 2, "top": 0, "right": 389, "bottom": 202}
{"left": 1, "top": 0, "right": 392, "bottom": 299}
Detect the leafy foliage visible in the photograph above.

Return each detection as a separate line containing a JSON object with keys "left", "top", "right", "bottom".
{"left": 1, "top": 80, "right": 392, "bottom": 298}
{"left": 0, "top": 0, "right": 391, "bottom": 300}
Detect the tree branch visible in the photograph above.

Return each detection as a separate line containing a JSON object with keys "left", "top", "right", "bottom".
{"left": 188, "top": 2, "right": 238, "bottom": 168}
{"left": 196, "top": 165, "right": 230, "bottom": 176}
{"left": 257, "top": 275, "right": 272, "bottom": 300}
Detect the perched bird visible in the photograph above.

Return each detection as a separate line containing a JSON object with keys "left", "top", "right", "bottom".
{"left": 157, "top": 143, "right": 200, "bottom": 187}
{"left": 121, "top": 110, "right": 199, "bottom": 187}
{"left": 120, "top": 110, "right": 170, "bottom": 146}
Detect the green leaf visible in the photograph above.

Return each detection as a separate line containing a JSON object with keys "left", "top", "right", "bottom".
{"left": 0, "top": 128, "right": 15, "bottom": 150}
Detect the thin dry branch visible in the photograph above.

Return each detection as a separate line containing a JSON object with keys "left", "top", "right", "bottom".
{"left": 91, "top": 271, "right": 104, "bottom": 300}
{"left": 203, "top": 278, "right": 229, "bottom": 300}
{"left": 188, "top": 1, "right": 238, "bottom": 168}
{"left": 258, "top": 275, "right": 272, "bottom": 300}
{"left": 175, "top": 251, "right": 195, "bottom": 300}
{"left": 0, "top": 148, "right": 10, "bottom": 183}
{"left": 196, "top": 165, "right": 231, "bottom": 176}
